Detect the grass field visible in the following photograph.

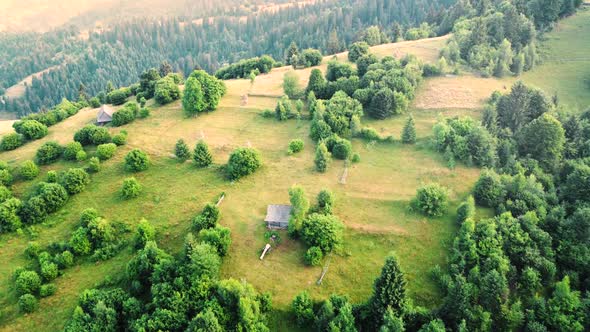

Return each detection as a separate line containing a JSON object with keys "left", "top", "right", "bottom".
{"left": 518, "top": 6, "right": 590, "bottom": 110}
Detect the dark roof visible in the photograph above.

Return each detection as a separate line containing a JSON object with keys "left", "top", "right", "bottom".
{"left": 97, "top": 105, "right": 114, "bottom": 123}
{"left": 264, "top": 204, "right": 292, "bottom": 223}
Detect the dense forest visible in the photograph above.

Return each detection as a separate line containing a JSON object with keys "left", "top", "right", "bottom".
{"left": 0, "top": 0, "right": 454, "bottom": 115}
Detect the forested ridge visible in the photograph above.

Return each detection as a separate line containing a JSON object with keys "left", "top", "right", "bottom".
{"left": 0, "top": 0, "right": 453, "bottom": 115}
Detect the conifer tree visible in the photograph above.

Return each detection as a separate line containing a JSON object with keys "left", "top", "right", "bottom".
{"left": 193, "top": 140, "right": 213, "bottom": 167}
{"left": 314, "top": 142, "right": 330, "bottom": 173}
{"left": 369, "top": 254, "right": 408, "bottom": 328}
{"left": 401, "top": 115, "right": 417, "bottom": 144}
{"left": 285, "top": 42, "right": 299, "bottom": 66}
{"left": 175, "top": 139, "right": 191, "bottom": 161}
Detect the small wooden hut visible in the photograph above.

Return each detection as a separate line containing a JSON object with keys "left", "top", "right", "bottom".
{"left": 96, "top": 105, "right": 114, "bottom": 125}
{"left": 264, "top": 204, "right": 292, "bottom": 229}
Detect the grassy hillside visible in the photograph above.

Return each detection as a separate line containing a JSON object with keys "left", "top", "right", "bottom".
{"left": 0, "top": 37, "right": 490, "bottom": 331}
{"left": 518, "top": 6, "right": 590, "bottom": 110}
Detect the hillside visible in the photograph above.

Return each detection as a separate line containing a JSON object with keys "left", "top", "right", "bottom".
{"left": 0, "top": 37, "right": 487, "bottom": 331}
{"left": 1, "top": 2, "right": 589, "bottom": 331}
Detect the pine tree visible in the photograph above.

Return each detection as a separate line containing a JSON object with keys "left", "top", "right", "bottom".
{"left": 401, "top": 115, "right": 417, "bottom": 144}
{"left": 314, "top": 142, "right": 330, "bottom": 173}
{"left": 379, "top": 307, "right": 405, "bottom": 332}
{"left": 369, "top": 254, "right": 407, "bottom": 328}
{"left": 285, "top": 42, "right": 299, "bottom": 66}
{"left": 193, "top": 140, "right": 213, "bottom": 167}
{"left": 327, "top": 30, "right": 340, "bottom": 54}
{"left": 175, "top": 139, "right": 191, "bottom": 161}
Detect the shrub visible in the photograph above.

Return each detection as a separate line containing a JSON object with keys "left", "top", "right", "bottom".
{"left": 301, "top": 213, "right": 344, "bottom": 253}
{"left": 133, "top": 219, "right": 155, "bottom": 249}
{"left": 74, "top": 125, "right": 111, "bottom": 145}
{"left": 352, "top": 153, "right": 361, "bottom": 163}
{"left": 193, "top": 140, "right": 213, "bottom": 167}
{"left": 112, "top": 107, "right": 135, "bottom": 127}
{"left": 331, "top": 138, "right": 352, "bottom": 160}
{"left": 112, "top": 133, "right": 127, "bottom": 146}
{"left": 154, "top": 76, "right": 181, "bottom": 104}
{"left": 288, "top": 139, "right": 304, "bottom": 154}
{"left": 89, "top": 97, "right": 101, "bottom": 108}
{"left": 304, "top": 246, "right": 323, "bottom": 266}
{"left": 20, "top": 161, "right": 39, "bottom": 180}
{"left": 192, "top": 203, "right": 220, "bottom": 231}
{"left": 175, "top": 139, "right": 191, "bottom": 161}
{"left": 317, "top": 189, "right": 334, "bottom": 212}
{"left": 226, "top": 147, "right": 262, "bottom": 180}
{"left": 121, "top": 177, "right": 142, "bottom": 199}
{"left": 292, "top": 291, "right": 314, "bottom": 327}
{"left": 18, "top": 294, "right": 38, "bottom": 313}
{"left": 0, "top": 185, "right": 11, "bottom": 203}
{"left": 1, "top": 133, "right": 24, "bottom": 151}
{"left": 18, "top": 120, "right": 48, "bottom": 140}
{"left": 138, "top": 107, "right": 150, "bottom": 118}
{"left": 36, "top": 141, "right": 63, "bottom": 165}
{"left": 125, "top": 149, "right": 149, "bottom": 172}
{"left": 199, "top": 225, "right": 231, "bottom": 256}
{"left": 359, "top": 127, "right": 381, "bottom": 141}
{"left": 75, "top": 150, "right": 87, "bottom": 162}
{"left": 63, "top": 141, "right": 84, "bottom": 160}
{"left": 401, "top": 115, "right": 417, "bottom": 144}
{"left": 0, "top": 169, "right": 13, "bottom": 186}
{"left": 69, "top": 227, "right": 91, "bottom": 255}
{"left": 39, "top": 283, "right": 57, "bottom": 297}
{"left": 456, "top": 196, "right": 475, "bottom": 223}
{"left": 46, "top": 170, "right": 58, "bottom": 183}
{"left": 54, "top": 251, "right": 74, "bottom": 269}
{"left": 96, "top": 143, "right": 117, "bottom": 160}
{"left": 40, "top": 261, "right": 58, "bottom": 281}
{"left": 412, "top": 183, "right": 449, "bottom": 217}
{"left": 314, "top": 142, "right": 330, "bottom": 172}
{"left": 21, "top": 196, "right": 48, "bottom": 224}
{"left": 59, "top": 168, "right": 90, "bottom": 194}
{"left": 37, "top": 182, "right": 69, "bottom": 213}
{"left": 24, "top": 242, "right": 41, "bottom": 258}
{"left": 107, "top": 88, "right": 129, "bottom": 105}
{"left": 87, "top": 157, "right": 100, "bottom": 173}
{"left": 15, "top": 270, "right": 41, "bottom": 295}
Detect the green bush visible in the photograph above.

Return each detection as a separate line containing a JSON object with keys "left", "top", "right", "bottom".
{"left": 75, "top": 150, "right": 87, "bottom": 162}
{"left": 18, "top": 120, "right": 48, "bottom": 140}
{"left": 87, "top": 157, "right": 100, "bottom": 173}
{"left": 15, "top": 270, "right": 41, "bottom": 295}
{"left": 18, "top": 294, "right": 38, "bottom": 313}
{"left": 46, "top": 170, "right": 58, "bottom": 183}
{"left": 0, "top": 185, "right": 11, "bottom": 202}
{"left": 112, "top": 133, "right": 127, "bottom": 146}
{"left": 96, "top": 143, "right": 117, "bottom": 160}
{"left": 348, "top": 41, "right": 370, "bottom": 62}
{"left": 331, "top": 139, "right": 352, "bottom": 160}
{"left": 0, "top": 169, "right": 13, "bottom": 186}
{"left": 39, "top": 283, "right": 57, "bottom": 297}
{"left": 20, "top": 160, "right": 39, "bottom": 180}
{"left": 24, "top": 242, "right": 41, "bottom": 258}
{"left": 138, "top": 107, "right": 150, "bottom": 118}
{"left": 0, "top": 133, "right": 24, "bottom": 151}
{"left": 226, "top": 147, "right": 262, "bottom": 180}
{"left": 193, "top": 140, "right": 213, "bottom": 167}
{"left": 304, "top": 246, "right": 323, "bottom": 266}
{"left": 154, "top": 76, "right": 181, "bottom": 104}
{"left": 133, "top": 219, "right": 155, "bottom": 249}
{"left": 74, "top": 125, "right": 111, "bottom": 146}
{"left": 192, "top": 203, "right": 220, "bottom": 231}
{"left": 59, "top": 168, "right": 90, "bottom": 194}
{"left": 412, "top": 183, "right": 449, "bottom": 217}
{"left": 107, "top": 88, "right": 130, "bottom": 105}
{"left": 125, "top": 149, "right": 150, "bottom": 172}
{"left": 456, "top": 196, "right": 476, "bottom": 223}
{"left": 89, "top": 97, "right": 101, "bottom": 108}
{"left": 37, "top": 182, "right": 69, "bottom": 213}
{"left": 288, "top": 139, "right": 305, "bottom": 154}
{"left": 54, "top": 251, "right": 74, "bottom": 269}
{"left": 63, "top": 142, "right": 83, "bottom": 161}
{"left": 121, "top": 177, "right": 142, "bottom": 199}
{"left": 352, "top": 153, "right": 361, "bottom": 163}
{"left": 301, "top": 213, "right": 344, "bottom": 253}
{"left": 473, "top": 170, "right": 504, "bottom": 208}
{"left": 112, "top": 107, "right": 135, "bottom": 127}
{"left": 36, "top": 141, "right": 63, "bottom": 165}
{"left": 314, "top": 142, "right": 330, "bottom": 173}
{"left": 21, "top": 196, "right": 48, "bottom": 224}
{"left": 198, "top": 225, "right": 231, "bottom": 256}
{"left": 40, "top": 261, "right": 58, "bottom": 281}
